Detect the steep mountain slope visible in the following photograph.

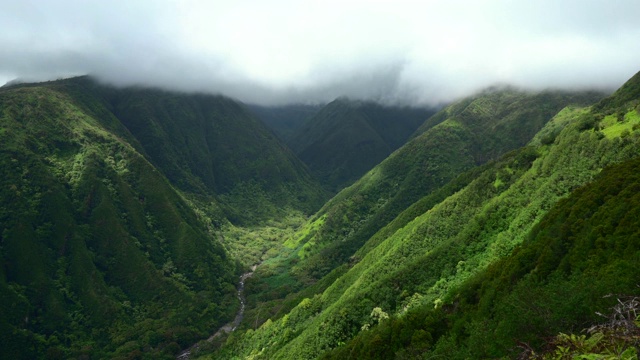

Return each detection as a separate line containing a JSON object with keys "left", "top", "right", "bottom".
{"left": 0, "top": 77, "right": 327, "bottom": 359}
{"left": 61, "top": 77, "right": 327, "bottom": 224}
{"left": 325, "top": 153, "right": 640, "bottom": 359}
{"left": 288, "top": 99, "right": 436, "bottom": 191}
{"left": 246, "top": 103, "right": 322, "bottom": 142}
{"left": 0, "top": 84, "right": 238, "bottom": 359}
{"left": 285, "top": 89, "right": 602, "bottom": 285}
{"left": 214, "top": 73, "right": 640, "bottom": 359}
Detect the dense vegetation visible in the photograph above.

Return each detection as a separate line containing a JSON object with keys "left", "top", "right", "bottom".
{"left": 288, "top": 98, "right": 436, "bottom": 191}
{"left": 324, "top": 151, "right": 640, "bottom": 359}
{"left": 72, "top": 77, "right": 326, "bottom": 224}
{"left": 0, "top": 85, "right": 237, "bottom": 358}
{"left": 211, "top": 73, "right": 640, "bottom": 359}
{"left": 2, "top": 69, "right": 640, "bottom": 360}
{"left": 281, "top": 88, "right": 602, "bottom": 288}
{"left": 246, "top": 104, "right": 322, "bottom": 143}
{"left": 0, "top": 78, "right": 326, "bottom": 359}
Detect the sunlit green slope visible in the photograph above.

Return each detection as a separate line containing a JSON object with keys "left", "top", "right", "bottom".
{"left": 286, "top": 88, "right": 602, "bottom": 286}
{"left": 325, "top": 129, "right": 640, "bottom": 359}
{"left": 214, "top": 73, "right": 640, "bottom": 359}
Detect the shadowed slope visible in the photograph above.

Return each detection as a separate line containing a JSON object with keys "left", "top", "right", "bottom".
{"left": 289, "top": 99, "right": 436, "bottom": 191}
{"left": 0, "top": 84, "right": 237, "bottom": 358}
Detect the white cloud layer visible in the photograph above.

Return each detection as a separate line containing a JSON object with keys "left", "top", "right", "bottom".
{"left": 1, "top": 0, "right": 639, "bottom": 105}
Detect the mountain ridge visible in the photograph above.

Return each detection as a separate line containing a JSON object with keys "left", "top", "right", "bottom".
{"left": 0, "top": 77, "right": 328, "bottom": 358}
{"left": 60, "top": 77, "right": 328, "bottom": 223}
{"left": 282, "top": 88, "right": 603, "bottom": 286}
{"left": 246, "top": 103, "right": 323, "bottom": 143}
{"left": 0, "top": 83, "right": 238, "bottom": 358}
{"left": 212, "top": 71, "right": 640, "bottom": 359}
{"left": 2, "top": 71, "right": 640, "bottom": 359}
{"left": 288, "top": 98, "right": 436, "bottom": 191}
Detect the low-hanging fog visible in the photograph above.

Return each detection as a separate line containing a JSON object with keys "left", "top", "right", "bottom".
{"left": 1, "top": 0, "right": 640, "bottom": 106}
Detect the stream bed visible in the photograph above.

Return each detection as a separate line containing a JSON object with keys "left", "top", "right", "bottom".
{"left": 176, "top": 265, "right": 257, "bottom": 359}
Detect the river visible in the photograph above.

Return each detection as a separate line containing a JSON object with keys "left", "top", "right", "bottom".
{"left": 176, "top": 264, "right": 257, "bottom": 359}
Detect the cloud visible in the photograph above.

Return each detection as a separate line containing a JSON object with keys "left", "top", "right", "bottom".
{"left": 1, "top": 0, "right": 640, "bottom": 105}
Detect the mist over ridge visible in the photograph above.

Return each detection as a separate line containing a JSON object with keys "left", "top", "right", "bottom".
{"left": 2, "top": 0, "right": 640, "bottom": 106}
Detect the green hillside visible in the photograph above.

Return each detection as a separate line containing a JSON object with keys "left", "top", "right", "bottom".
{"left": 0, "top": 77, "right": 327, "bottom": 359}
{"left": 247, "top": 104, "right": 323, "bottom": 142}
{"left": 283, "top": 89, "right": 602, "bottom": 287}
{"left": 3, "top": 70, "right": 639, "bottom": 360}
{"left": 288, "top": 99, "right": 436, "bottom": 191}
{"left": 324, "top": 150, "right": 640, "bottom": 360}
{"left": 66, "top": 78, "right": 326, "bottom": 224}
{"left": 211, "top": 74, "right": 640, "bottom": 359}
{"left": 0, "top": 84, "right": 239, "bottom": 359}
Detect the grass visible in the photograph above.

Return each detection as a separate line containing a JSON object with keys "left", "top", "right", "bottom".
{"left": 600, "top": 109, "right": 640, "bottom": 138}
{"left": 493, "top": 177, "right": 504, "bottom": 189}
{"left": 212, "top": 209, "right": 308, "bottom": 268}
{"left": 530, "top": 106, "right": 590, "bottom": 146}
{"left": 283, "top": 214, "right": 325, "bottom": 250}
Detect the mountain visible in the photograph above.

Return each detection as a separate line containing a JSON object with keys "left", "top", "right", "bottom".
{"left": 288, "top": 99, "right": 437, "bottom": 191}
{"left": 64, "top": 77, "right": 327, "bottom": 224}
{"left": 282, "top": 88, "right": 603, "bottom": 286}
{"left": 325, "top": 153, "right": 640, "bottom": 359}
{"left": 0, "top": 82, "right": 234, "bottom": 359}
{"left": 3, "top": 69, "right": 640, "bottom": 360}
{"left": 0, "top": 77, "right": 326, "bottom": 359}
{"left": 212, "top": 73, "right": 640, "bottom": 359}
{"left": 246, "top": 103, "right": 323, "bottom": 142}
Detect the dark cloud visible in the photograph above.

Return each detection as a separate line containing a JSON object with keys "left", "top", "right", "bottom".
{"left": 2, "top": 0, "right": 640, "bottom": 105}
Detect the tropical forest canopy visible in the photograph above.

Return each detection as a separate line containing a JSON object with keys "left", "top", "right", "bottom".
{"left": 1, "top": 71, "right": 640, "bottom": 359}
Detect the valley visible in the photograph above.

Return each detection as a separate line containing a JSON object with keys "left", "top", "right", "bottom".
{"left": 177, "top": 263, "right": 256, "bottom": 359}
{"left": 1, "top": 71, "right": 640, "bottom": 359}
{"left": 3, "top": 1, "right": 640, "bottom": 359}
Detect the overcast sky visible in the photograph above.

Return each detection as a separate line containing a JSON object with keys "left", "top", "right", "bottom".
{"left": 1, "top": 0, "right": 640, "bottom": 105}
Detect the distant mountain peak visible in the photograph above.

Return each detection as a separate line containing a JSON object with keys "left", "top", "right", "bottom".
{"left": 289, "top": 99, "right": 436, "bottom": 191}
